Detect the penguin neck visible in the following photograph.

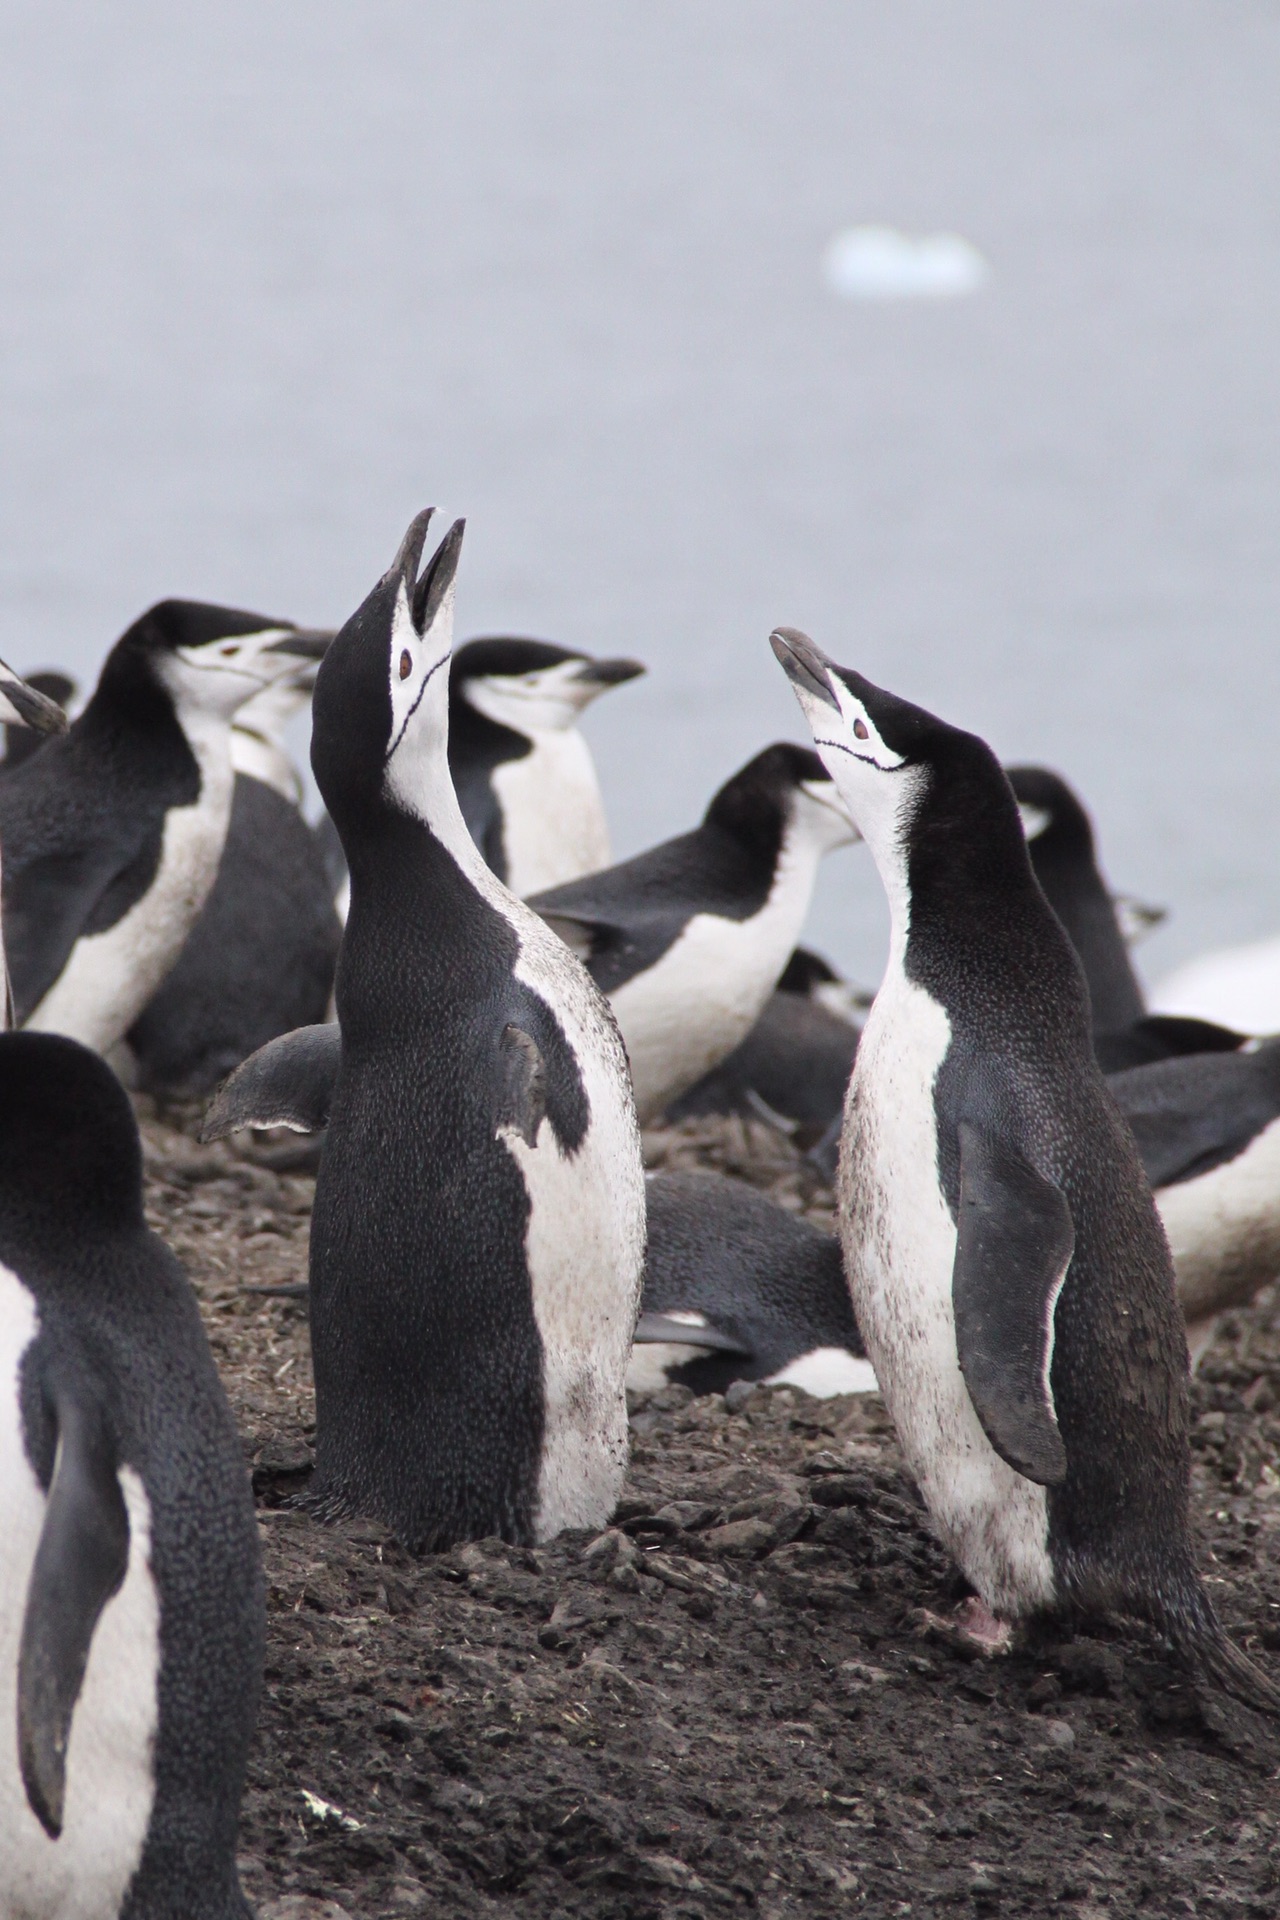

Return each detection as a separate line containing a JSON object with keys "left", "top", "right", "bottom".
{"left": 231, "top": 725, "right": 302, "bottom": 802}
{"left": 80, "top": 653, "right": 221, "bottom": 803}
{"left": 450, "top": 687, "right": 532, "bottom": 769}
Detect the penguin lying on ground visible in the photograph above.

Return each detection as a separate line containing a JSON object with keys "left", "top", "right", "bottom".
{"left": 666, "top": 947, "right": 861, "bottom": 1139}
{"left": 0, "top": 1031, "right": 262, "bottom": 1917}
{"left": 127, "top": 663, "right": 342, "bottom": 1096}
{"left": 630, "top": 1170, "right": 876, "bottom": 1397}
{"left": 0, "top": 600, "right": 327, "bottom": 1054}
{"left": 773, "top": 625, "right": 1279, "bottom": 1710}
{"left": 1155, "top": 931, "right": 1280, "bottom": 1038}
{"left": 451, "top": 636, "right": 644, "bottom": 894}
{"left": 528, "top": 745, "right": 857, "bottom": 1122}
{"left": 1108, "top": 1039, "right": 1280, "bottom": 1363}
{"left": 245, "top": 511, "right": 645, "bottom": 1552}
{"left": 1007, "top": 766, "right": 1244, "bottom": 1072}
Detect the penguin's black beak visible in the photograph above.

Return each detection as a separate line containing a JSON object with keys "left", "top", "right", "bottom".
{"left": 413, "top": 519, "right": 466, "bottom": 634}
{"left": 770, "top": 628, "right": 840, "bottom": 710}
{"left": 0, "top": 665, "right": 70, "bottom": 736}
{"left": 575, "top": 657, "right": 646, "bottom": 689}
{"left": 266, "top": 629, "right": 335, "bottom": 661}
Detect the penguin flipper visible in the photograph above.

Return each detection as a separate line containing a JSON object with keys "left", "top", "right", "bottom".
{"left": 18, "top": 1396, "right": 130, "bottom": 1838}
{"left": 3, "top": 839, "right": 153, "bottom": 1024}
{"left": 201, "top": 1021, "right": 341, "bottom": 1140}
{"left": 633, "top": 1311, "right": 754, "bottom": 1356}
{"left": 495, "top": 1022, "right": 547, "bottom": 1148}
{"left": 951, "top": 1119, "right": 1073, "bottom": 1488}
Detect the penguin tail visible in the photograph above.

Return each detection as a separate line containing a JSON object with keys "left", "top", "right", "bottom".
{"left": 1157, "top": 1577, "right": 1280, "bottom": 1718}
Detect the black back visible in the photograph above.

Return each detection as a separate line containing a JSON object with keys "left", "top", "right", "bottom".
{"left": 842, "top": 674, "right": 1196, "bottom": 1614}
{"left": 0, "top": 601, "right": 286, "bottom": 1023}
{"left": 0, "top": 1034, "right": 261, "bottom": 1917}
{"left": 1108, "top": 1036, "right": 1280, "bottom": 1189}
{"left": 128, "top": 774, "right": 341, "bottom": 1096}
{"left": 530, "top": 742, "right": 826, "bottom": 994}
{"left": 448, "top": 637, "right": 586, "bottom": 882}
{"left": 642, "top": 1170, "right": 864, "bottom": 1392}
{"left": 306, "top": 539, "right": 592, "bottom": 1551}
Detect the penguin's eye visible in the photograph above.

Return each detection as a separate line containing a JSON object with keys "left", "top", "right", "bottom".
{"left": 399, "top": 650, "right": 413, "bottom": 681}
{"left": 853, "top": 718, "right": 869, "bottom": 741}
{"left": 220, "top": 643, "right": 240, "bottom": 659}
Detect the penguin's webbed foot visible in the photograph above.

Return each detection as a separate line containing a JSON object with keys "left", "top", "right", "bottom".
{"left": 909, "top": 1596, "right": 1014, "bottom": 1659}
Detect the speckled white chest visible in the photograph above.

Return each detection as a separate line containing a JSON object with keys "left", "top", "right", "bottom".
{"left": 838, "top": 967, "right": 1055, "bottom": 1617}
{"left": 491, "top": 729, "right": 611, "bottom": 898}
{"left": 607, "top": 833, "right": 826, "bottom": 1124}
{"left": 1157, "top": 1116, "right": 1280, "bottom": 1323}
{"left": 26, "top": 712, "right": 234, "bottom": 1055}
{"left": 0, "top": 1265, "right": 161, "bottom": 1920}
{"left": 471, "top": 869, "right": 646, "bottom": 1542}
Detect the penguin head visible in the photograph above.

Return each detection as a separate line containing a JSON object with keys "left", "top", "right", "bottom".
{"left": 0, "top": 659, "right": 71, "bottom": 743}
{"left": 771, "top": 627, "right": 1027, "bottom": 903}
{"left": 1005, "top": 765, "right": 1094, "bottom": 858}
{"left": 100, "top": 599, "right": 332, "bottom": 723}
{"left": 311, "top": 510, "right": 467, "bottom": 837}
{"left": 453, "top": 638, "right": 645, "bottom": 738}
{"left": 0, "top": 1033, "right": 144, "bottom": 1240}
{"left": 704, "top": 742, "right": 858, "bottom": 867}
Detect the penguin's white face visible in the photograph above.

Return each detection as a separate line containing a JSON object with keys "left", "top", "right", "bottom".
{"left": 463, "top": 659, "right": 605, "bottom": 736}
{"left": 382, "top": 573, "right": 463, "bottom": 839}
{"left": 161, "top": 628, "right": 316, "bottom": 722}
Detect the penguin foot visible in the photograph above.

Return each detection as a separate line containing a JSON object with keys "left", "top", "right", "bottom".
{"left": 909, "top": 1597, "right": 1013, "bottom": 1659}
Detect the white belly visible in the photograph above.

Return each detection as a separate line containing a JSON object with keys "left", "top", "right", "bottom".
{"left": 493, "top": 731, "right": 611, "bottom": 898}
{"left": 497, "top": 912, "right": 646, "bottom": 1542}
{"left": 839, "top": 974, "right": 1055, "bottom": 1618}
{"left": 26, "top": 722, "right": 233, "bottom": 1055}
{"left": 1157, "top": 1116, "right": 1280, "bottom": 1320}
{"left": 0, "top": 1267, "right": 160, "bottom": 1920}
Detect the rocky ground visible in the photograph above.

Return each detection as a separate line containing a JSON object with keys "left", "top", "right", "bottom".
{"left": 139, "top": 1104, "right": 1280, "bottom": 1920}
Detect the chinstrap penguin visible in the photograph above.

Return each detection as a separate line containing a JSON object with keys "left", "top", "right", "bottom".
{"left": 631, "top": 1169, "right": 876, "bottom": 1398}
{"left": 451, "top": 636, "right": 644, "bottom": 895}
{"left": 0, "top": 1031, "right": 263, "bottom": 1918}
{"left": 128, "top": 661, "right": 342, "bottom": 1096}
{"left": 773, "top": 625, "right": 1278, "bottom": 1708}
{"left": 293, "top": 510, "right": 645, "bottom": 1551}
{"left": 1008, "top": 766, "right": 1243, "bottom": 1073}
{"left": 0, "top": 600, "right": 327, "bottom": 1054}
{"left": 530, "top": 744, "right": 857, "bottom": 1123}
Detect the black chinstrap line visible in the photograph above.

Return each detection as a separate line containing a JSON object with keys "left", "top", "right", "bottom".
{"left": 387, "top": 648, "right": 449, "bottom": 761}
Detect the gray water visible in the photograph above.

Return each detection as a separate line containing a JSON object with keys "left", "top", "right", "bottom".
{"left": 4, "top": 1, "right": 1280, "bottom": 990}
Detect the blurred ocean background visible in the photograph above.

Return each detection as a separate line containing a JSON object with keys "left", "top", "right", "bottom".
{"left": 3, "top": 1, "right": 1280, "bottom": 989}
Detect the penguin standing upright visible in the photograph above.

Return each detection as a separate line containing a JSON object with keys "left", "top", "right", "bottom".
{"left": 773, "top": 626, "right": 1277, "bottom": 1707}
{"left": 0, "top": 1031, "right": 263, "bottom": 1918}
{"left": 0, "top": 600, "right": 326, "bottom": 1054}
{"left": 531, "top": 745, "right": 857, "bottom": 1122}
{"left": 298, "top": 512, "right": 645, "bottom": 1551}
{"left": 127, "top": 662, "right": 342, "bottom": 1096}
{"left": 450, "top": 637, "right": 644, "bottom": 894}
{"left": 1007, "top": 766, "right": 1242, "bottom": 1071}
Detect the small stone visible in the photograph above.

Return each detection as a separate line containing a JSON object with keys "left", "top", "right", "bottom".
{"left": 701, "top": 1516, "right": 777, "bottom": 1557}
{"left": 259, "top": 1901, "right": 350, "bottom": 1920}
{"left": 1042, "top": 1717, "right": 1076, "bottom": 1749}
{"left": 1025, "top": 1674, "right": 1062, "bottom": 1712}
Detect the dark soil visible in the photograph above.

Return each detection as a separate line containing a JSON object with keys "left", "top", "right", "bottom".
{"left": 139, "top": 1104, "right": 1280, "bottom": 1920}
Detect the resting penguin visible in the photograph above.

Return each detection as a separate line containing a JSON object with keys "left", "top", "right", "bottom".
{"left": 1007, "top": 765, "right": 1244, "bottom": 1073}
{"left": 285, "top": 510, "right": 644, "bottom": 1551}
{"left": 772, "top": 625, "right": 1279, "bottom": 1707}
{"left": 630, "top": 1169, "right": 876, "bottom": 1397}
{"left": 1109, "top": 1039, "right": 1280, "bottom": 1364}
{"left": 450, "top": 636, "right": 644, "bottom": 895}
{"left": 127, "top": 664, "right": 342, "bottom": 1096}
{"left": 530, "top": 745, "right": 857, "bottom": 1123}
{"left": 0, "top": 1031, "right": 262, "bottom": 1917}
{"left": 0, "top": 600, "right": 326, "bottom": 1054}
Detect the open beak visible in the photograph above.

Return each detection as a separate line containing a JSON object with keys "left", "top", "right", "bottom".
{"left": 770, "top": 627, "right": 840, "bottom": 711}
{"left": 0, "top": 661, "right": 71, "bottom": 736}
